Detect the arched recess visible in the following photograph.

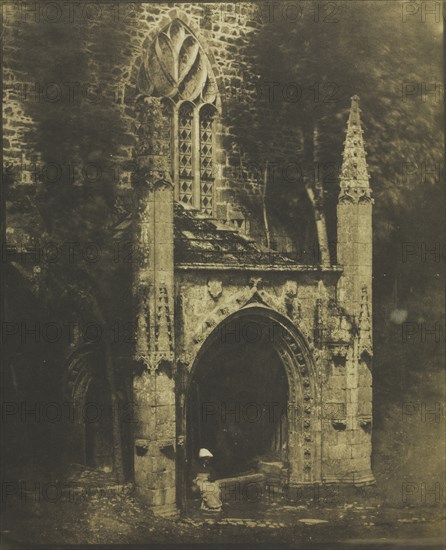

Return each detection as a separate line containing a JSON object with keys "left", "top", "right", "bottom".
{"left": 177, "top": 304, "right": 321, "bottom": 506}
{"left": 63, "top": 345, "right": 113, "bottom": 471}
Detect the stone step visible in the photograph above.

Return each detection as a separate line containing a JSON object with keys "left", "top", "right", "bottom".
{"left": 218, "top": 473, "right": 266, "bottom": 503}
{"left": 257, "top": 461, "right": 287, "bottom": 478}
{"left": 218, "top": 472, "right": 265, "bottom": 487}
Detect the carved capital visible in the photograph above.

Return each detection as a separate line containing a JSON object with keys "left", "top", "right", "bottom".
{"left": 135, "top": 350, "right": 175, "bottom": 375}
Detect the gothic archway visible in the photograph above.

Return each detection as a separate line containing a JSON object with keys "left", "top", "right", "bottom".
{"left": 177, "top": 304, "right": 320, "bottom": 507}
{"left": 63, "top": 346, "right": 114, "bottom": 471}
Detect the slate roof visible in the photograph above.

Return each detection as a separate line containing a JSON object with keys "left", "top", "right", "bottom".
{"left": 5, "top": 201, "right": 299, "bottom": 267}
{"left": 174, "top": 203, "right": 296, "bottom": 266}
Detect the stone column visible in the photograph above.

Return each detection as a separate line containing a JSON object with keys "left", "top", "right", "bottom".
{"left": 132, "top": 98, "right": 177, "bottom": 516}
{"left": 133, "top": 180, "right": 176, "bottom": 515}
{"left": 336, "top": 96, "right": 374, "bottom": 485}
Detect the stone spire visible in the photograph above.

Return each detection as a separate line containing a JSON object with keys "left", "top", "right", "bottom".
{"left": 339, "top": 95, "right": 371, "bottom": 202}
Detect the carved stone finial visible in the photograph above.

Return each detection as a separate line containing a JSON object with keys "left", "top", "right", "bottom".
{"left": 339, "top": 95, "right": 372, "bottom": 202}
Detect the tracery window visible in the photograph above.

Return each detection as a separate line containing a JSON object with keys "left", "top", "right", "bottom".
{"left": 178, "top": 103, "right": 194, "bottom": 206}
{"left": 141, "top": 19, "right": 219, "bottom": 215}
{"left": 199, "top": 106, "right": 215, "bottom": 215}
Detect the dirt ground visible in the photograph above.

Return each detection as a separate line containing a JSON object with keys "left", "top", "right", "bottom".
{"left": 1, "top": 483, "right": 444, "bottom": 549}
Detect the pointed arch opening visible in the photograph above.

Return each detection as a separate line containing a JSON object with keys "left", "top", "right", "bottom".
{"left": 188, "top": 325, "right": 289, "bottom": 479}
{"left": 178, "top": 305, "right": 320, "bottom": 506}
{"left": 64, "top": 347, "right": 114, "bottom": 472}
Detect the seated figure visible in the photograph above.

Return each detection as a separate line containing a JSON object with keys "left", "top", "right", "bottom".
{"left": 191, "top": 448, "right": 222, "bottom": 512}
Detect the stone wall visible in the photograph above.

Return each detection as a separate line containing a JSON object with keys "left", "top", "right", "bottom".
{"left": 4, "top": 2, "right": 307, "bottom": 246}
{"left": 175, "top": 269, "right": 373, "bottom": 487}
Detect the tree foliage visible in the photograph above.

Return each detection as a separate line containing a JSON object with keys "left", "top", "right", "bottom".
{"left": 228, "top": 0, "right": 444, "bottom": 355}
{"left": 5, "top": 13, "right": 135, "bottom": 480}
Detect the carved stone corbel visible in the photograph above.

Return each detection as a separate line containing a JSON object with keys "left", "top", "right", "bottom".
{"left": 207, "top": 279, "right": 223, "bottom": 301}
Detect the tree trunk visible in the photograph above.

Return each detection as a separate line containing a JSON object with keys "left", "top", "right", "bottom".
{"left": 304, "top": 122, "right": 331, "bottom": 266}
{"left": 305, "top": 185, "right": 331, "bottom": 266}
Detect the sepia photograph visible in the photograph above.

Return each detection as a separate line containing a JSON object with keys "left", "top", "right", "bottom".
{"left": 1, "top": 1, "right": 445, "bottom": 548}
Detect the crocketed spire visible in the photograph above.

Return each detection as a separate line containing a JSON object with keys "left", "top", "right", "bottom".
{"left": 339, "top": 95, "right": 371, "bottom": 201}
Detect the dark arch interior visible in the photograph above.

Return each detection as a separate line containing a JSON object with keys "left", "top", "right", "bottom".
{"left": 187, "top": 316, "right": 289, "bottom": 481}
{"left": 85, "top": 377, "right": 113, "bottom": 471}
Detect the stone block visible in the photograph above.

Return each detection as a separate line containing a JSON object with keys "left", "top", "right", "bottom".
{"left": 357, "top": 385, "right": 372, "bottom": 401}
{"left": 335, "top": 429, "right": 348, "bottom": 446}
{"left": 144, "top": 488, "right": 165, "bottom": 507}
{"left": 351, "top": 443, "right": 369, "bottom": 459}
{"left": 322, "top": 387, "right": 346, "bottom": 404}
{"left": 322, "top": 401, "right": 346, "bottom": 420}
{"left": 155, "top": 403, "right": 175, "bottom": 425}
{"left": 346, "top": 388, "right": 358, "bottom": 404}
{"left": 326, "top": 445, "right": 351, "bottom": 460}
{"left": 145, "top": 486, "right": 176, "bottom": 508}
{"left": 155, "top": 419, "right": 175, "bottom": 440}
{"left": 164, "top": 487, "right": 176, "bottom": 506}
{"left": 322, "top": 422, "right": 339, "bottom": 445}
{"left": 347, "top": 458, "right": 367, "bottom": 476}
{"left": 346, "top": 374, "right": 358, "bottom": 390}
{"left": 134, "top": 372, "right": 156, "bottom": 402}
{"left": 149, "top": 439, "right": 176, "bottom": 463}
{"left": 133, "top": 403, "right": 156, "bottom": 439}
{"left": 322, "top": 458, "right": 353, "bottom": 478}
{"left": 134, "top": 454, "right": 152, "bottom": 486}
{"left": 358, "top": 362, "right": 372, "bottom": 379}
{"left": 357, "top": 399, "right": 372, "bottom": 417}
{"left": 146, "top": 467, "right": 176, "bottom": 490}
{"left": 329, "top": 375, "right": 347, "bottom": 390}
{"left": 257, "top": 461, "right": 284, "bottom": 477}
{"left": 155, "top": 372, "right": 175, "bottom": 406}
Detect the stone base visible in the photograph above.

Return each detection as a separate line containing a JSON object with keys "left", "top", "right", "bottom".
{"left": 351, "top": 471, "right": 376, "bottom": 486}
{"left": 321, "top": 471, "right": 376, "bottom": 486}
{"left": 136, "top": 487, "right": 179, "bottom": 518}
{"left": 151, "top": 503, "right": 180, "bottom": 518}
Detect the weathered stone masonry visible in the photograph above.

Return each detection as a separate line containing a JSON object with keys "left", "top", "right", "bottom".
{"left": 4, "top": 3, "right": 374, "bottom": 516}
